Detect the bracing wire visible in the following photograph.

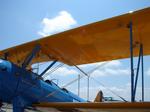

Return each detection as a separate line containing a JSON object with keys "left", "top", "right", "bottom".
{"left": 37, "top": 62, "right": 108, "bottom": 101}
{"left": 31, "top": 61, "right": 64, "bottom": 78}
{"left": 14, "top": 44, "right": 128, "bottom": 103}
{"left": 62, "top": 62, "right": 108, "bottom": 87}
{"left": 90, "top": 77, "right": 127, "bottom": 102}
{"left": 42, "top": 63, "right": 64, "bottom": 79}
{"left": 38, "top": 60, "right": 127, "bottom": 102}
{"left": 74, "top": 65, "right": 128, "bottom": 102}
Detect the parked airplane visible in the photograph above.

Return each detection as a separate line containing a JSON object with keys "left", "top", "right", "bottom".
{"left": 0, "top": 7, "right": 150, "bottom": 112}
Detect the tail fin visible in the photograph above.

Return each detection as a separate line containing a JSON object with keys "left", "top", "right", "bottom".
{"left": 94, "top": 90, "right": 103, "bottom": 102}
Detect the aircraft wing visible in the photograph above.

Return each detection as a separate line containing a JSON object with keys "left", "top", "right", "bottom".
{"left": 32, "top": 102, "right": 150, "bottom": 112}
{"left": 0, "top": 7, "right": 150, "bottom": 66}
{"left": 1, "top": 102, "right": 150, "bottom": 112}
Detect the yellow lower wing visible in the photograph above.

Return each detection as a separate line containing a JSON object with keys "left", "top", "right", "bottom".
{"left": 33, "top": 102, "right": 150, "bottom": 112}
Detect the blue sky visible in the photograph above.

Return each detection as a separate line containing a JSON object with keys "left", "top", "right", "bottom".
{"left": 0, "top": 0, "right": 150, "bottom": 101}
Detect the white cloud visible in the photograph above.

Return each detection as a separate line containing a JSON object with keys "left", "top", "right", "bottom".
{"left": 53, "top": 67, "right": 77, "bottom": 76}
{"left": 45, "top": 66, "right": 78, "bottom": 77}
{"left": 146, "top": 68, "right": 150, "bottom": 76}
{"left": 75, "top": 86, "right": 128, "bottom": 101}
{"left": 38, "top": 11, "right": 77, "bottom": 36}
{"left": 83, "top": 60, "right": 130, "bottom": 77}
{"left": 104, "top": 60, "right": 122, "bottom": 68}
{"left": 92, "top": 68, "right": 129, "bottom": 77}
{"left": 48, "top": 60, "right": 129, "bottom": 78}
{"left": 79, "top": 60, "right": 122, "bottom": 69}
{"left": 77, "top": 85, "right": 150, "bottom": 101}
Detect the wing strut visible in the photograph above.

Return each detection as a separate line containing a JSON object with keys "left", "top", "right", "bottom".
{"left": 129, "top": 22, "right": 135, "bottom": 102}
{"left": 129, "top": 22, "right": 145, "bottom": 102}
{"left": 4, "top": 52, "right": 9, "bottom": 60}
{"left": 39, "top": 60, "right": 57, "bottom": 77}
{"left": 141, "top": 44, "right": 144, "bottom": 101}
{"left": 22, "top": 45, "right": 41, "bottom": 69}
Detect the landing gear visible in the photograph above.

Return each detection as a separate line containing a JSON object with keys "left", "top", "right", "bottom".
{"left": 0, "top": 101, "right": 3, "bottom": 112}
{"left": 0, "top": 102, "right": 3, "bottom": 108}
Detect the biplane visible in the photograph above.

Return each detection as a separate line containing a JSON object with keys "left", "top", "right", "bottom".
{"left": 0, "top": 7, "right": 150, "bottom": 112}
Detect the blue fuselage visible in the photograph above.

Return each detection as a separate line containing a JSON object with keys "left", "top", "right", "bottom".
{"left": 0, "top": 59, "right": 85, "bottom": 110}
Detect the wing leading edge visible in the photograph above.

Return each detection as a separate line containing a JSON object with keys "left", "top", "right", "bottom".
{"left": 0, "top": 7, "right": 150, "bottom": 66}
{"left": 33, "top": 102, "right": 150, "bottom": 112}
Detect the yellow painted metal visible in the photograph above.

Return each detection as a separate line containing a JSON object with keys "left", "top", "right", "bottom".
{"left": 33, "top": 102, "right": 150, "bottom": 112}
{"left": 34, "top": 102, "right": 150, "bottom": 108}
{"left": 0, "top": 7, "right": 150, "bottom": 66}
{"left": 0, "top": 51, "right": 2, "bottom": 55}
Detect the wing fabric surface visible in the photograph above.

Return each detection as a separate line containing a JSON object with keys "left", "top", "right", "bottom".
{"left": 33, "top": 102, "right": 150, "bottom": 112}
{"left": 0, "top": 7, "right": 150, "bottom": 66}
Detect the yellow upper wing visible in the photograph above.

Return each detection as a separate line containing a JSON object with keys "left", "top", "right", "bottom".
{"left": 0, "top": 7, "right": 150, "bottom": 66}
